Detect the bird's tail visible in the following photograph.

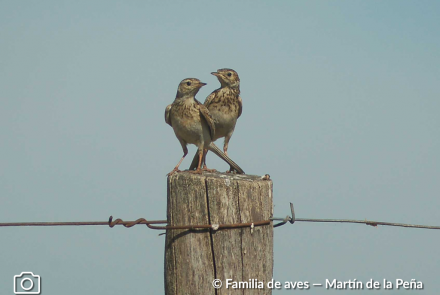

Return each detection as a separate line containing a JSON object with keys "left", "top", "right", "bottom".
{"left": 209, "top": 143, "right": 245, "bottom": 174}
{"left": 188, "top": 143, "right": 245, "bottom": 174}
{"left": 188, "top": 151, "right": 200, "bottom": 172}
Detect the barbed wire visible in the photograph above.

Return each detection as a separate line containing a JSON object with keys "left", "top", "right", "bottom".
{"left": 1, "top": 203, "right": 439, "bottom": 231}
{"left": 271, "top": 203, "right": 440, "bottom": 229}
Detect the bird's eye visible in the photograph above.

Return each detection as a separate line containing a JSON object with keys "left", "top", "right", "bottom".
{"left": 227, "top": 72, "right": 232, "bottom": 77}
{"left": 186, "top": 81, "right": 191, "bottom": 86}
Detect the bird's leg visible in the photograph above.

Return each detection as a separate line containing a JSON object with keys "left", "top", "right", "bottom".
{"left": 223, "top": 136, "right": 236, "bottom": 173}
{"left": 167, "top": 146, "right": 188, "bottom": 176}
{"left": 167, "top": 155, "right": 185, "bottom": 176}
{"left": 201, "top": 149, "right": 209, "bottom": 169}
{"left": 223, "top": 136, "right": 231, "bottom": 157}
{"left": 189, "top": 150, "right": 203, "bottom": 174}
{"left": 201, "top": 149, "right": 216, "bottom": 173}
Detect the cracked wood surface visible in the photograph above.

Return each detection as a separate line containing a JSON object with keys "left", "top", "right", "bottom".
{"left": 165, "top": 172, "right": 273, "bottom": 295}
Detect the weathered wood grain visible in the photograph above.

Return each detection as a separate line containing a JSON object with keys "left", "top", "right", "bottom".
{"left": 165, "top": 172, "right": 273, "bottom": 295}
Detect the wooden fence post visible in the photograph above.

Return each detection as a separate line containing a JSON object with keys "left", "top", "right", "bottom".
{"left": 165, "top": 172, "right": 273, "bottom": 294}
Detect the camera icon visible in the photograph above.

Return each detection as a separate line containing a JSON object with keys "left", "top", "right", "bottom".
{"left": 13, "top": 272, "right": 41, "bottom": 294}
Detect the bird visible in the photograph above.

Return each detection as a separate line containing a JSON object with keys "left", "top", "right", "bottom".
{"left": 189, "top": 68, "right": 243, "bottom": 173}
{"left": 165, "top": 78, "right": 244, "bottom": 176}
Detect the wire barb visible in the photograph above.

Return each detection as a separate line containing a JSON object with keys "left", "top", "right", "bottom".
{"left": 271, "top": 202, "right": 295, "bottom": 227}
{"left": 108, "top": 216, "right": 168, "bottom": 229}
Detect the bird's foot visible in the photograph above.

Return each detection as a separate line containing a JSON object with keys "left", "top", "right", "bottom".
{"left": 226, "top": 166, "right": 237, "bottom": 174}
{"left": 167, "top": 168, "right": 181, "bottom": 176}
{"left": 202, "top": 166, "right": 217, "bottom": 173}
{"left": 188, "top": 168, "right": 203, "bottom": 174}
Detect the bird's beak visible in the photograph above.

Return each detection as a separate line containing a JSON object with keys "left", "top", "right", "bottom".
{"left": 198, "top": 82, "right": 207, "bottom": 87}
{"left": 211, "top": 72, "right": 220, "bottom": 77}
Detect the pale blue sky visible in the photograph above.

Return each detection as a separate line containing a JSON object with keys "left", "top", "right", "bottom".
{"left": 1, "top": 1, "right": 439, "bottom": 294}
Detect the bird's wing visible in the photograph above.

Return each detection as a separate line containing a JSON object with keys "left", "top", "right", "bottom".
{"left": 165, "top": 104, "right": 172, "bottom": 126}
{"left": 198, "top": 104, "right": 216, "bottom": 140}
{"left": 237, "top": 96, "right": 243, "bottom": 119}
{"left": 203, "top": 91, "right": 217, "bottom": 108}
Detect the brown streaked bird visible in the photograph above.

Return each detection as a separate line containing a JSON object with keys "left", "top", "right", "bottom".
{"left": 189, "top": 68, "right": 243, "bottom": 173}
{"left": 165, "top": 78, "right": 244, "bottom": 176}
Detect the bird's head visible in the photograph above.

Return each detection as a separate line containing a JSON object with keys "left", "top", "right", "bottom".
{"left": 176, "top": 78, "right": 207, "bottom": 98}
{"left": 211, "top": 68, "right": 240, "bottom": 89}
